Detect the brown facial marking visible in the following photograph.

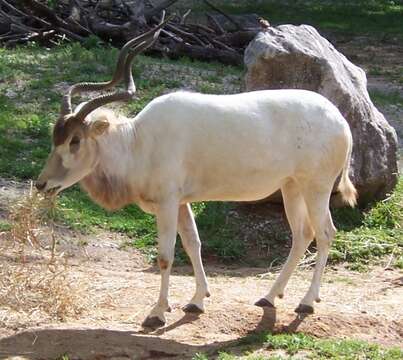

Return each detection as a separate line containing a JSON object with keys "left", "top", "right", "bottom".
{"left": 69, "top": 135, "right": 81, "bottom": 154}
{"left": 158, "top": 257, "right": 169, "bottom": 270}
{"left": 53, "top": 116, "right": 82, "bottom": 146}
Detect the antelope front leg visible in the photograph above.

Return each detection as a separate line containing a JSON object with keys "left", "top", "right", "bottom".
{"left": 142, "top": 200, "right": 178, "bottom": 328}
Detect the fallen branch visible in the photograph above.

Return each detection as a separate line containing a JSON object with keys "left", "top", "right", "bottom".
{"left": 0, "top": 0, "right": 52, "bottom": 28}
{"left": 166, "top": 22, "right": 207, "bottom": 47}
{"left": 180, "top": 9, "right": 191, "bottom": 25}
{"left": 211, "top": 38, "right": 238, "bottom": 52}
{"left": 20, "top": 0, "right": 90, "bottom": 36}
{"left": 206, "top": 13, "right": 225, "bottom": 35}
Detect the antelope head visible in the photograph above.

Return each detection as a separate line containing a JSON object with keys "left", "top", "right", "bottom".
{"left": 36, "top": 14, "right": 168, "bottom": 196}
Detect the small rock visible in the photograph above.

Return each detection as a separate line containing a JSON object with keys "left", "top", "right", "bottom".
{"left": 5, "top": 89, "right": 17, "bottom": 98}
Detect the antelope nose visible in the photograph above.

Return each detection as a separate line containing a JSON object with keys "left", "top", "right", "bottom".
{"left": 35, "top": 181, "right": 47, "bottom": 191}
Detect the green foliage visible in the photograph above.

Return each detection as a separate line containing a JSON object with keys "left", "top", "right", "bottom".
{"left": 83, "top": 35, "right": 104, "bottom": 49}
{"left": 0, "top": 94, "right": 50, "bottom": 179}
{"left": 370, "top": 90, "right": 403, "bottom": 107}
{"left": 192, "top": 0, "right": 403, "bottom": 37}
{"left": 55, "top": 354, "right": 70, "bottom": 360}
{"left": 56, "top": 187, "right": 156, "bottom": 238}
{"left": 0, "top": 220, "right": 11, "bottom": 232}
{"left": 265, "top": 333, "right": 315, "bottom": 355}
{"left": 208, "top": 333, "right": 403, "bottom": 359}
{"left": 264, "top": 333, "right": 403, "bottom": 359}
{"left": 197, "top": 202, "right": 244, "bottom": 261}
{"left": 331, "top": 178, "right": 403, "bottom": 269}
{"left": 193, "top": 353, "right": 209, "bottom": 360}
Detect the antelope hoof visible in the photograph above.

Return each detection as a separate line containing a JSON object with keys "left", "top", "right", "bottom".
{"left": 255, "top": 298, "right": 275, "bottom": 308}
{"left": 141, "top": 316, "right": 165, "bottom": 329}
{"left": 183, "top": 303, "right": 204, "bottom": 314}
{"left": 294, "top": 304, "right": 314, "bottom": 314}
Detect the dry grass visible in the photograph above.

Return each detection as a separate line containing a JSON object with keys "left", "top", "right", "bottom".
{"left": 0, "top": 184, "right": 89, "bottom": 329}
{"left": 8, "top": 183, "right": 57, "bottom": 257}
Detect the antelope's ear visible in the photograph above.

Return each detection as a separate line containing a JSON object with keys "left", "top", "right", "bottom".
{"left": 89, "top": 118, "right": 109, "bottom": 137}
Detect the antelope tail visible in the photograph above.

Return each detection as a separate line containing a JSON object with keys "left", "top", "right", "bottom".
{"left": 338, "top": 134, "right": 357, "bottom": 207}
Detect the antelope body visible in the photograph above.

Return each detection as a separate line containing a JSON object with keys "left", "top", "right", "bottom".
{"left": 36, "top": 19, "right": 357, "bottom": 328}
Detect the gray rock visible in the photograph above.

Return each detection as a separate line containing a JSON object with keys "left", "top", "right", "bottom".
{"left": 244, "top": 25, "right": 398, "bottom": 204}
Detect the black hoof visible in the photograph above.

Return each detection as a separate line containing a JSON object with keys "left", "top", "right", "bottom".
{"left": 255, "top": 298, "right": 275, "bottom": 308}
{"left": 294, "top": 304, "right": 314, "bottom": 314}
{"left": 183, "top": 303, "right": 204, "bottom": 314}
{"left": 141, "top": 316, "right": 165, "bottom": 329}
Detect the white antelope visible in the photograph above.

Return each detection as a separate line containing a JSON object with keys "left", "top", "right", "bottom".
{"left": 36, "top": 18, "right": 357, "bottom": 328}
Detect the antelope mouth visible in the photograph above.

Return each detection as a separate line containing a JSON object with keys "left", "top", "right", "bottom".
{"left": 45, "top": 185, "right": 61, "bottom": 196}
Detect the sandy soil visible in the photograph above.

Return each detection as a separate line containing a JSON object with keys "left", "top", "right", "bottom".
{"left": 0, "top": 226, "right": 402, "bottom": 359}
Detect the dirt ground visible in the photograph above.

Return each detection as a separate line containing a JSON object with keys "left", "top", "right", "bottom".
{"left": 1, "top": 31, "right": 403, "bottom": 359}
{"left": 0, "top": 215, "right": 402, "bottom": 360}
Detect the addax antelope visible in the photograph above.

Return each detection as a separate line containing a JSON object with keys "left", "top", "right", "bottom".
{"left": 36, "top": 15, "right": 357, "bottom": 328}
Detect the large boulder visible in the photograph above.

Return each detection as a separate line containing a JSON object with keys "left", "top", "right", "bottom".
{"left": 244, "top": 25, "right": 398, "bottom": 204}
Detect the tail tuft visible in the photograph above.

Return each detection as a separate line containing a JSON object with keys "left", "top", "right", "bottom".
{"left": 338, "top": 174, "right": 357, "bottom": 207}
{"left": 338, "top": 130, "right": 357, "bottom": 207}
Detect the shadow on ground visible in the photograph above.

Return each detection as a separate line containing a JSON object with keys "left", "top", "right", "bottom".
{"left": 0, "top": 308, "right": 299, "bottom": 360}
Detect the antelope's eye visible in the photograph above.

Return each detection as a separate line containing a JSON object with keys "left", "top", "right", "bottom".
{"left": 70, "top": 136, "right": 81, "bottom": 153}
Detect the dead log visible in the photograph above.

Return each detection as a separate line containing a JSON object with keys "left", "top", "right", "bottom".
{"left": 216, "top": 30, "right": 258, "bottom": 48}
{"left": 0, "top": 0, "right": 264, "bottom": 66}
{"left": 87, "top": 16, "right": 131, "bottom": 40}
{"left": 211, "top": 38, "right": 237, "bottom": 52}
{"left": 0, "top": 22, "right": 10, "bottom": 35}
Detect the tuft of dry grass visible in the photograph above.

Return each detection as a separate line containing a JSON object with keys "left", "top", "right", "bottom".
{"left": 0, "top": 184, "right": 89, "bottom": 329}
{"left": 7, "top": 183, "right": 57, "bottom": 258}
